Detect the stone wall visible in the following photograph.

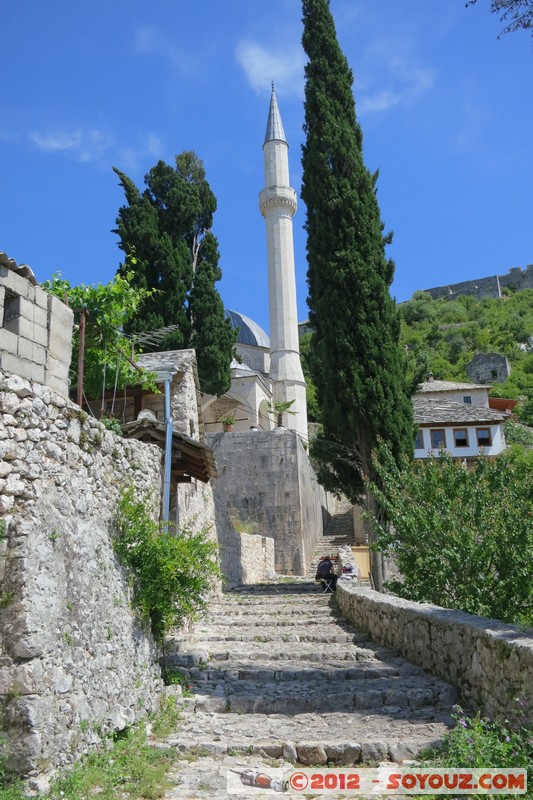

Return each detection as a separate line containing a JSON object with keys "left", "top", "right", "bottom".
{"left": 466, "top": 352, "right": 511, "bottom": 384}
{"left": 0, "top": 256, "right": 73, "bottom": 397}
{"left": 206, "top": 430, "right": 327, "bottom": 578}
{"left": 423, "top": 263, "right": 533, "bottom": 302}
{"left": 0, "top": 370, "right": 165, "bottom": 776}
{"left": 337, "top": 583, "right": 533, "bottom": 723}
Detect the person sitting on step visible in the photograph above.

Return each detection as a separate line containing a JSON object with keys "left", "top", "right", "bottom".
{"left": 315, "top": 555, "right": 337, "bottom": 592}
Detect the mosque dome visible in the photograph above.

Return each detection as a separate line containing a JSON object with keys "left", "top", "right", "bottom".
{"left": 225, "top": 309, "right": 270, "bottom": 348}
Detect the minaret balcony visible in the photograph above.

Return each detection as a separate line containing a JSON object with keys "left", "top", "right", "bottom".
{"left": 259, "top": 186, "right": 297, "bottom": 218}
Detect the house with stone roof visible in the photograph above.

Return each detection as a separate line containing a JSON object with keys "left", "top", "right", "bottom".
{"left": 413, "top": 376, "right": 507, "bottom": 459}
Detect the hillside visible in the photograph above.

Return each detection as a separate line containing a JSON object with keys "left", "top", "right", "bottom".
{"left": 400, "top": 288, "right": 533, "bottom": 424}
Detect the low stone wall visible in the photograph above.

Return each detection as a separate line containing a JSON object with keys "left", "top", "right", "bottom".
{"left": 336, "top": 583, "right": 533, "bottom": 723}
{"left": 0, "top": 370, "right": 164, "bottom": 776}
{"left": 207, "top": 430, "right": 327, "bottom": 578}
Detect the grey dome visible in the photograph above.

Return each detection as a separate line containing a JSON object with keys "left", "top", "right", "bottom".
{"left": 225, "top": 309, "right": 270, "bottom": 348}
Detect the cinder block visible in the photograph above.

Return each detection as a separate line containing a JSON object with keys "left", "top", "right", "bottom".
{"left": 32, "top": 342, "right": 47, "bottom": 367}
{"left": 0, "top": 328, "right": 19, "bottom": 356}
{"left": 17, "top": 336, "right": 34, "bottom": 362}
{"left": 33, "top": 323, "right": 48, "bottom": 347}
{"left": 0, "top": 352, "right": 44, "bottom": 384}
{"left": 46, "top": 354, "right": 71, "bottom": 380}
{"left": 47, "top": 294, "right": 74, "bottom": 333}
{"left": 47, "top": 332, "right": 72, "bottom": 362}
{"left": 0, "top": 267, "right": 29, "bottom": 297}
{"left": 33, "top": 304, "right": 47, "bottom": 329}
{"left": 45, "top": 373, "right": 69, "bottom": 396}
{"left": 4, "top": 316, "right": 34, "bottom": 340}
{"left": 34, "top": 286, "right": 49, "bottom": 311}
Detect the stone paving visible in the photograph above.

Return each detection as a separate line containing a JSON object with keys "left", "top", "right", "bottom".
{"left": 160, "top": 580, "right": 458, "bottom": 799}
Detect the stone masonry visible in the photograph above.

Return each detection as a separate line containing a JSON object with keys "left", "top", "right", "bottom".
{"left": 336, "top": 583, "right": 533, "bottom": 724}
{"left": 423, "top": 263, "right": 533, "bottom": 302}
{"left": 159, "top": 578, "right": 457, "bottom": 799}
{"left": 0, "top": 369, "right": 165, "bottom": 775}
{"left": 207, "top": 430, "right": 327, "bottom": 579}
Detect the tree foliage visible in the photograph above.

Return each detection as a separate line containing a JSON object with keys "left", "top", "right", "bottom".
{"left": 369, "top": 443, "right": 533, "bottom": 626}
{"left": 42, "top": 269, "right": 157, "bottom": 400}
{"left": 113, "top": 152, "right": 235, "bottom": 396}
{"left": 113, "top": 487, "right": 220, "bottom": 642}
{"left": 400, "top": 288, "right": 533, "bottom": 422}
{"left": 301, "top": 0, "right": 413, "bottom": 503}
{"left": 467, "top": 0, "right": 533, "bottom": 37}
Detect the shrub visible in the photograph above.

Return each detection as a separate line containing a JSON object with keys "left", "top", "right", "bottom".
{"left": 368, "top": 444, "right": 533, "bottom": 625}
{"left": 113, "top": 487, "right": 220, "bottom": 642}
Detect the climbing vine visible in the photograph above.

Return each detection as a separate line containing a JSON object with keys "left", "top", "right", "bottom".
{"left": 113, "top": 487, "right": 220, "bottom": 643}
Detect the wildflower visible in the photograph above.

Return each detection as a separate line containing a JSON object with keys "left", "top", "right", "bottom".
{"left": 459, "top": 718, "right": 468, "bottom": 728}
{"left": 505, "top": 736, "right": 511, "bottom": 743}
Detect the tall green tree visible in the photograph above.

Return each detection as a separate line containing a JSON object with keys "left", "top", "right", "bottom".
{"left": 113, "top": 152, "right": 235, "bottom": 396}
{"left": 301, "top": 0, "right": 413, "bottom": 588}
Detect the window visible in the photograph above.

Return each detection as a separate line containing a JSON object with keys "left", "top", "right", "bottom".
{"left": 430, "top": 429, "right": 446, "bottom": 449}
{"left": 476, "top": 428, "right": 492, "bottom": 447}
{"left": 463, "top": 396, "right": 472, "bottom": 404}
{"left": 414, "top": 429, "right": 423, "bottom": 449}
{"left": 453, "top": 428, "right": 469, "bottom": 448}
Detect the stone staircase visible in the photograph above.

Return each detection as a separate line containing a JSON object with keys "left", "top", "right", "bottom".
{"left": 160, "top": 581, "right": 457, "bottom": 798}
{"left": 307, "top": 504, "right": 357, "bottom": 579}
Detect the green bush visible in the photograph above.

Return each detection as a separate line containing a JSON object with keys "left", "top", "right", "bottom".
{"left": 113, "top": 487, "right": 220, "bottom": 642}
{"left": 369, "top": 444, "right": 533, "bottom": 625}
{"left": 422, "top": 702, "right": 532, "bottom": 799}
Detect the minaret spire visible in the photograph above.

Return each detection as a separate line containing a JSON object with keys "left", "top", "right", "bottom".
{"left": 259, "top": 88, "right": 308, "bottom": 440}
{"left": 264, "top": 83, "right": 287, "bottom": 145}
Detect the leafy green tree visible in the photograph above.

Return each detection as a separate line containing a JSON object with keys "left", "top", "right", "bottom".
{"left": 300, "top": 0, "right": 413, "bottom": 584}
{"left": 42, "top": 269, "right": 156, "bottom": 399}
{"left": 369, "top": 444, "right": 533, "bottom": 625}
{"left": 466, "top": 0, "right": 533, "bottom": 37}
{"left": 113, "top": 152, "right": 235, "bottom": 396}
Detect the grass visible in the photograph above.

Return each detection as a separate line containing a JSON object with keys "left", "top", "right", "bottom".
{"left": 0, "top": 696, "right": 182, "bottom": 800}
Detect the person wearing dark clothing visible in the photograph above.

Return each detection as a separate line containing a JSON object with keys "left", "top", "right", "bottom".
{"left": 315, "top": 555, "right": 337, "bottom": 591}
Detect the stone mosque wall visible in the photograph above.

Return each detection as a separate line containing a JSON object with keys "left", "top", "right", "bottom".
{"left": 206, "top": 430, "right": 327, "bottom": 579}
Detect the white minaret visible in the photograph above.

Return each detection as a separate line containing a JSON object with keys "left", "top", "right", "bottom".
{"left": 259, "top": 84, "right": 308, "bottom": 440}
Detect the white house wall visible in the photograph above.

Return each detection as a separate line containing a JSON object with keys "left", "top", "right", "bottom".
{"left": 415, "top": 424, "right": 506, "bottom": 459}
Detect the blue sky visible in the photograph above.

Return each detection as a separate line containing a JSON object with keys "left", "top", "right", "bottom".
{"left": 1, "top": 0, "right": 532, "bottom": 334}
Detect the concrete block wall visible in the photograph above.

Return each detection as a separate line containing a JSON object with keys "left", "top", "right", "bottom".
{"left": 337, "top": 583, "right": 533, "bottom": 724}
{"left": 207, "top": 430, "right": 327, "bottom": 577}
{"left": 0, "top": 265, "right": 73, "bottom": 397}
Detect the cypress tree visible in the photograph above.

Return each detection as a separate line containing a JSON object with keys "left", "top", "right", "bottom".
{"left": 301, "top": 0, "right": 413, "bottom": 586}
{"left": 189, "top": 233, "right": 235, "bottom": 396}
{"left": 113, "top": 152, "right": 235, "bottom": 396}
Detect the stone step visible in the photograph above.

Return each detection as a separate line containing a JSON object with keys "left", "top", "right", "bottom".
{"left": 185, "top": 661, "right": 403, "bottom": 684}
{"left": 177, "top": 628, "right": 366, "bottom": 644}
{"left": 181, "top": 676, "right": 456, "bottom": 715}
{"left": 161, "top": 710, "right": 452, "bottom": 766}
{"left": 198, "top": 615, "right": 349, "bottom": 627}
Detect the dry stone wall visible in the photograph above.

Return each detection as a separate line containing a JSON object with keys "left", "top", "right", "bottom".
{"left": 337, "top": 583, "right": 533, "bottom": 723}
{"left": 0, "top": 369, "right": 165, "bottom": 776}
